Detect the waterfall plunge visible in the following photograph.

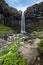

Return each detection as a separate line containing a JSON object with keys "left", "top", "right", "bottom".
{"left": 21, "top": 11, "right": 26, "bottom": 33}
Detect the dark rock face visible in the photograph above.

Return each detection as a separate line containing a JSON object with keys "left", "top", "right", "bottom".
{"left": 25, "top": 2, "right": 43, "bottom": 32}
{"left": 0, "top": 0, "right": 22, "bottom": 32}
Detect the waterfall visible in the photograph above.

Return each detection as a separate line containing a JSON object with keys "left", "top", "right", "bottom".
{"left": 21, "top": 11, "right": 26, "bottom": 33}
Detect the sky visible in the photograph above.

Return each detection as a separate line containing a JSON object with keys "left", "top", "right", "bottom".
{"left": 5, "top": 0, "right": 43, "bottom": 11}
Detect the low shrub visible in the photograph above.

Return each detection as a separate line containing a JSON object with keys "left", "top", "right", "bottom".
{"left": 38, "top": 39, "right": 43, "bottom": 54}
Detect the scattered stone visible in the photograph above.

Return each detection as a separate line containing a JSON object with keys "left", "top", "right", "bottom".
{"left": 7, "top": 36, "right": 13, "bottom": 41}
{"left": 40, "top": 31, "right": 43, "bottom": 34}
{"left": 31, "top": 31, "right": 36, "bottom": 34}
{"left": 20, "top": 42, "right": 24, "bottom": 45}
{"left": 4, "top": 45, "right": 8, "bottom": 48}
{"left": 28, "top": 40, "right": 32, "bottom": 43}
{"left": 0, "top": 39, "right": 10, "bottom": 51}
{"left": 37, "top": 57, "right": 40, "bottom": 61}
{"left": 17, "top": 46, "right": 25, "bottom": 53}
{"left": 38, "top": 33, "right": 43, "bottom": 39}
{"left": 23, "top": 37, "right": 29, "bottom": 41}
{"left": 32, "top": 38, "right": 41, "bottom": 48}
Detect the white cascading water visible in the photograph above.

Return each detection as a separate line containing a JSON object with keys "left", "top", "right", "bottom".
{"left": 21, "top": 11, "right": 26, "bottom": 33}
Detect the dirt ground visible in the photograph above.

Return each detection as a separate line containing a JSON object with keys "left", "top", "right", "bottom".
{"left": 32, "top": 54, "right": 43, "bottom": 65}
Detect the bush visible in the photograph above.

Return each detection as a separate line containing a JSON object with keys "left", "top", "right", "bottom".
{"left": 38, "top": 39, "right": 43, "bottom": 54}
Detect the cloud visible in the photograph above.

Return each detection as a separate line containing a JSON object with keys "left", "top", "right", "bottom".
{"left": 26, "top": 0, "right": 43, "bottom": 3}
{"left": 5, "top": 0, "right": 43, "bottom": 11}
{"left": 36, "top": 0, "right": 43, "bottom": 3}
{"left": 39, "top": 0, "right": 43, "bottom": 1}
{"left": 10, "top": 0, "right": 43, "bottom": 11}
{"left": 16, "top": 6, "right": 28, "bottom": 11}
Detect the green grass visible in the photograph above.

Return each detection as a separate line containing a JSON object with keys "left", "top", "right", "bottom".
{"left": 0, "top": 24, "right": 14, "bottom": 35}
{"left": 0, "top": 44, "right": 30, "bottom": 65}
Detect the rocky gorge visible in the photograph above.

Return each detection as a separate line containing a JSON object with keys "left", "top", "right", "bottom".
{"left": 0, "top": 0, "right": 43, "bottom": 65}
{"left": 0, "top": 0, "right": 43, "bottom": 33}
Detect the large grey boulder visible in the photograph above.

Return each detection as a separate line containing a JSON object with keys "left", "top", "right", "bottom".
{"left": 20, "top": 47, "right": 39, "bottom": 64}
{"left": 18, "top": 38, "right": 41, "bottom": 64}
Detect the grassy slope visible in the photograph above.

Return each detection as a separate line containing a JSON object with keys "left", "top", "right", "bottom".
{"left": 0, "top": 24, "right": 14, "bottom": 35}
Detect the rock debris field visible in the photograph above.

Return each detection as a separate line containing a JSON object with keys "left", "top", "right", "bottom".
{"left": 0, "top": 32, "right": 43, "bottom": 64}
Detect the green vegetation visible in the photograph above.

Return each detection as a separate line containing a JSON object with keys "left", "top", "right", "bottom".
{"left": 33, "top": 27, "right": 43, "bottom": 32}
{"left": 38, "top": 39, "right": 43, "bottom": 54}
{"left": 31, "top": 31, "right": 40, "bottom": 39}
{"left": 0, "top": 24, "right": 14, "bottom": 35}
{"left": 0, "top": 44, "right": 30, "bottom": 65}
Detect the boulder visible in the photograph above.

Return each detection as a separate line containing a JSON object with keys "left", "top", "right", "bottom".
{"left": 32, "top": 38, "right": 41, "bottom": 48}
{"left": 18, "top": 38, "right": 41, "bottom": 64}
{"left": 38, "top": 33, "right": 43, "bottom": 39}
{"left": 20, "top": 48, "right": 39, "bottom": 64}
